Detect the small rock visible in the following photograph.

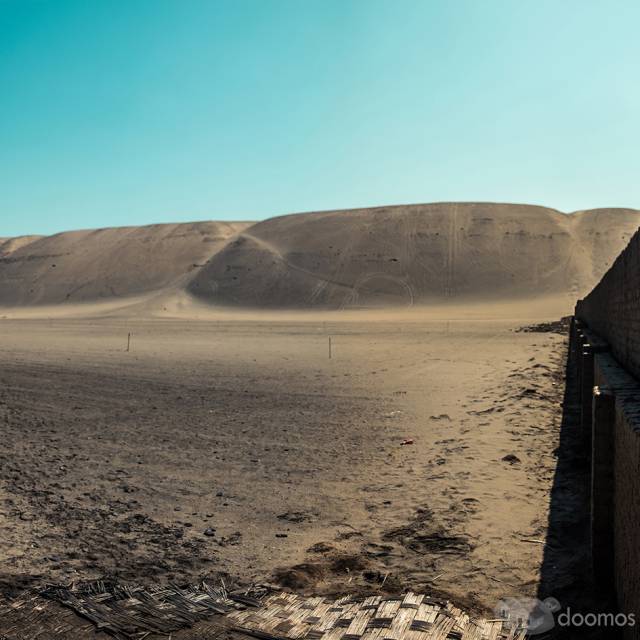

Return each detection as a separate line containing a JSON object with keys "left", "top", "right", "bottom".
{"left": 203, "top": 527, "right": 216, "bottom": 537}
{"left": 502, "top": 454, "right": 521, "bottom": 464}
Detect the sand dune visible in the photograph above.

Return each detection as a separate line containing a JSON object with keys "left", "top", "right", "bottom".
{"left": 188, "top": 203, "right": 639, "bottom": 308}
{"left": 0, "top": 221, "right": 250, "bottom": 306}
{"left": 1, "top": 204, "right": 637, "bottom": 310}
{"left": 0, "top": 235, "right": 43, "bottom": 256}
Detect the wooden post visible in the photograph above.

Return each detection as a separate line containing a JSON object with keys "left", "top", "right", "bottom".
{"left": 328, "top": 336, "right": 332, "bottom": 359}
{"left": 127, "top": 332, "right": 131, "bottom": 352}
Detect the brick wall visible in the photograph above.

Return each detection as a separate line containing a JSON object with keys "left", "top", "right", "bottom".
{"left": 575, "top": 229, "right": 640, "bottom": 634}
{"left": 592, "top": 351, "right": 640, "bottom": 636}
{"left": 576, "top": 229, "right": 640, "bottom": 379}
{"left": 614, "top": 401, "right": 640, "bottom": 635}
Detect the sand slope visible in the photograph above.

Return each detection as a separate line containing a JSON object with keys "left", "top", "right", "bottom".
{"left": 0, "top": 222, "right": 250, "bottom": 306}
{"left": 1, "top": 204, "right": 638, "bottom": 309}
{"left": 569, "top": 208, "right": 640, "bottom": 285}
{"left": 188, "top": 203, "right": 639, "bottom": 308}
{"left": 0, "top": 235, "right": 44, "bottom": 256}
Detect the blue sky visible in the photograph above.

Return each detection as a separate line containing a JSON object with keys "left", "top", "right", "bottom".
{"left": 1, "top": 0, "right": 639, "bottom": 236}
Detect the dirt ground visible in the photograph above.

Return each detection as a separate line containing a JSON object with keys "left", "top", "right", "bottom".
{"left": 0, "top": 306, "right": 570, "bottom": 615}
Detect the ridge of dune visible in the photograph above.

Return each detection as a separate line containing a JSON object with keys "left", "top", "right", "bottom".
{"left": 564, "top": 208, "right": 640, "bottom": 286}
{"left": 1, "top": 203, "right": 638, "bottom": 311}
{"left": 0, "top": 235, "right": 44, "bottom": 256}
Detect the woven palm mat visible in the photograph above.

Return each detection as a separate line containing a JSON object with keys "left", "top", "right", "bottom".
{"left": 228, "top": 592, "right": 527, "bottom": 640}
{"left": 0, "top": 581, "right": 258, "bottom": 640}
{"left": 0, "top": 584, "right": 527, "bottom": 639}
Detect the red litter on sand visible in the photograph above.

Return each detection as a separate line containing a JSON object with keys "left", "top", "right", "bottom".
{"left": 401, "top": 438, "right": 414, "bottom": 446}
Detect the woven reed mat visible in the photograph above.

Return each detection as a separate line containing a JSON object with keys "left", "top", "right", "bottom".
{"left": 0, "top": 581, "right": 257, "bottom": 640}
{"left": 0, "top": 585, "right": 525, "bottom": 639}
{"left": 228, "top": 592, "right": 526, "bottom": 640}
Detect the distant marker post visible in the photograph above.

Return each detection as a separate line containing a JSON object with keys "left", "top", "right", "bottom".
{"left": 329, "top": 336, "right": 332, "bottom": 359}
{"left": 127, "top": 332, "right": 131, "bottom": 352}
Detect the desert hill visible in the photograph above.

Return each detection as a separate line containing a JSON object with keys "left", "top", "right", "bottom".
{"left": 1, "top": 203, "right": 638, "bottom": 310}
{"left": 0, "top": 235, "right": 44, "bottom": 256}
{"left": 187, "top": 203, "right": 639, "bottom": 308}
{"left": 0, "top": 221, "right": 250, "bottom": 306}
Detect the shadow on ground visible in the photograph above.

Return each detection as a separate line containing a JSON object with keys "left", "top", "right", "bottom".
{"left": 537, "top": 323, "right": 620, "bottom": 639}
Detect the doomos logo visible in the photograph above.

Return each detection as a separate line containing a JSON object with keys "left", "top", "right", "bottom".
{"left": 495, "top": 597, "right": 560, "bottom": 635}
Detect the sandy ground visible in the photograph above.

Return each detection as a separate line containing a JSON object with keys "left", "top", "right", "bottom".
{"left": 0, "top": 305, "right": 569, "bottom": 614}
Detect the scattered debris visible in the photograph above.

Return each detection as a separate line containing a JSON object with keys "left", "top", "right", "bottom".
{"left": 383, "top": 509, "right": 473, "bottom": 556}
{"left": 219, "top": 531, "right": 242, "bottom": 546}
{"left": 277, "top": 510, "right": 314, "bottom": 523}
{"left": 307, "top": 541, "right": 334, "bottom": 554}
{"left": 516, "top": 316, "right": 571, "bottom": 335}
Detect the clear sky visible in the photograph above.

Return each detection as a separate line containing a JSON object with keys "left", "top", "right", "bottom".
{"left": 1, "top": 0, "right": 639, "bottom": 237}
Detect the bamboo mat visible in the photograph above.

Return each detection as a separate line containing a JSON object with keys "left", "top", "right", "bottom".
{"left": 227, "top": 592, "right": 527, "bottom": 640}
{"left": 0, "top": 581, "right": 252, "bottom": 640}
{"left": 0, "top": 584, "right": 526, "bottom": 640}
{"left": 1, "top": 590, "right": 99, "bottom": 640}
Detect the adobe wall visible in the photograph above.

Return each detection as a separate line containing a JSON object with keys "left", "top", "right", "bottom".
{"left": 592, "top": 348, "right": 640, "bottom": 637}
{"left": 573, "top": 226, "right": 640, "bottom": 635}
{"left": 576, "top": 229, "right": 640, "bottom": 380}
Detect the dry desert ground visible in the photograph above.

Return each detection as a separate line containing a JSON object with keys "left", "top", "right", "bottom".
{"left": 1, "top": 301, "right": 577, "bottom": 613}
